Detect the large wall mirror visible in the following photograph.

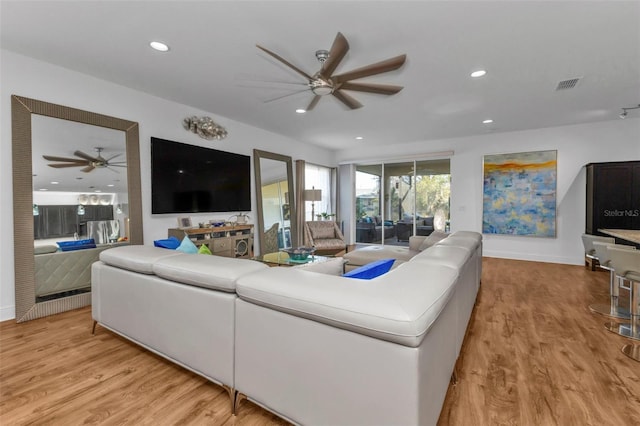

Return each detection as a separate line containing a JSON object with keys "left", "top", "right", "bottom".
{"left": 253, "top": 149, "right": 296, "bottom": 255}
{"left": 12, "top": 95, "right": 143, "bottom": 322}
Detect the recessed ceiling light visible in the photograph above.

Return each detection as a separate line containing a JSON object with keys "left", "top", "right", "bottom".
{"left": 355, "top": 136, "right": 364, "bottom": 140}
{"left": 150, "top": 41, "right": 170, "bottom": 52}
{"left": 107, "top": 184, "right": 115, "bottom": 187}
{"left": 483, "top": 119, "right": 494, "bottom": 124}
{"left": 39, "top": 188, "right": 48, "bottom": 191}
{"left": 471, "top": 70, "right": 487, "bottom": 78}
{"left": 50, "top": 181, "right": 59, "bottom": 185}
{"left": 295, "top": 109, "right": 306, "bottom": 114}
{"left": 94, "top": 190, "right": 102, "bottom": 193}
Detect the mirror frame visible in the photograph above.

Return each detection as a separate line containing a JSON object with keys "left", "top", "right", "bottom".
{"left": 253, "top": 149, "right": 296, "bottom": 256}
{"left": 11, "top": 95, "right": 143, "bottom": 322}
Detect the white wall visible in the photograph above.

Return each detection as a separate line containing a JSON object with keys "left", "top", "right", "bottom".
{"left": 336, "top": 118, "right": 640, "bottom": 265}
{"left": 0, "top": 50, "right": 334, "bottom": 321}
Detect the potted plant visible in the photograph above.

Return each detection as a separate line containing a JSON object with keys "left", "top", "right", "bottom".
{"left": 316, "top": 212, "right": 336, "bottom": 221}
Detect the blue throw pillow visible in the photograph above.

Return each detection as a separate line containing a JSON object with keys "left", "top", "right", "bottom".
{"left": 57, "top": 239, "right": 97, "bottom": 251}
{"left": 343, "top": 258, "right": 395, "bottom": 280}
{"left": 154, "top": 236, "right": 181, "bottom": 250}
{"left": 176, "top": 236, "right": 199, "bottom": 254}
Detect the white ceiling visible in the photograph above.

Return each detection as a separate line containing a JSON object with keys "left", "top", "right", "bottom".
{"left": 31, "top": 115, "right": 128, "bottom": 194}
{"left": 2, "top": 1, "right": 639, "bottom": 152}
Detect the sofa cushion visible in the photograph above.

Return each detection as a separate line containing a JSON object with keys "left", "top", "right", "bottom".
{"left": 343, "top": 245, "right": 418, "bottom": 267}
{"left": 292, "top": 257, "right": 345, "bottom": 276}
{"left": 236, "top": 262, "right": 459, "bottom": 347}
{"left": 435, "top": 235, "right": 478, "bottom": 252}
{"left": 153, "top": 254, "right": 269, "bottom": 292}
{"left": 176, "top": 236, "right": 199, "bottom": 254}
{"left": 410, "top": 245, "right": 471, "bottom": 270}
{"left": 99, "top": 245, "right": 183, "bottom": 274}
{"left": 343, "top": 259, "right": 395, "bottom": 280}
{"left": 35, "top": 244, "right": 59, "bottom": 255}
{"left": 418, "top": 230, "right": 449, "bottom": 251}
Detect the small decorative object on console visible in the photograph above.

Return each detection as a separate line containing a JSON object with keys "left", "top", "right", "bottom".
{"left": 183, "top": 116, "right": 228, "bottom": 140}
{"left": 282, "top": 247, "right": 316, "bottom": 261}
{"left": 177, "top": 217, "right": 192, "bottom": 229}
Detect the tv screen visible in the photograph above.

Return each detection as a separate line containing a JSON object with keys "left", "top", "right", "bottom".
{"left": 151, "top": 137, "right": 251, "bottom": 214}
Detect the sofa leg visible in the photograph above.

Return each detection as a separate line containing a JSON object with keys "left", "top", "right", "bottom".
{"left": 91, "top": 320, "right": 98, "bottom": 335}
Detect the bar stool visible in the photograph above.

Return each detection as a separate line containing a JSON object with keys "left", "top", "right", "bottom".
{"left": 581, "top": 234, "right": 614, "bottom": 271}
{"left": 604, "top": 248, "right": 640, "bottom": 362}
{"left": 589, "top": 242, "right": 635, "bottom": 319}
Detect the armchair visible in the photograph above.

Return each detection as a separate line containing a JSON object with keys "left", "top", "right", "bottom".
{"left": 263, "top": 222, "right": 279, "bottom": 254}
{"left": 304, "top": 221, "right": 347, "bottom": 256}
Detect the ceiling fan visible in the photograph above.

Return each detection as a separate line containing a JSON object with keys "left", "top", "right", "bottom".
{"left": 43, "top": 147, "right": 126, "bottom": 173}
{"left": 256, "top": 32, "right": 406, "bottom": 111}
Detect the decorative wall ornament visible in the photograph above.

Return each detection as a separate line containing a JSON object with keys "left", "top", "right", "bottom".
{"left": 482, "top": 150, "right": 557, "bottom": 237}
{"left": 183, "top": 116, "right": 228, "bottom": 140}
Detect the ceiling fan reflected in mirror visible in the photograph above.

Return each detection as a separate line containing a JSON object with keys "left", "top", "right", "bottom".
{"left": 256, "top": 32, "right": 406, "bottom": 111}
{"left": 43, "top": 147, "right": 126, "bottom": 173}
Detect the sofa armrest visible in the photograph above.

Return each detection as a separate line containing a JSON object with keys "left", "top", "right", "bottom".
{"left": 409, "top": 235, "right": 427, "bottom": 251}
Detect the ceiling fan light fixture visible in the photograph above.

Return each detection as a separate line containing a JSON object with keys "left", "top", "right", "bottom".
{"left": 310, "top": 79, "right": 334, "bottom": 95}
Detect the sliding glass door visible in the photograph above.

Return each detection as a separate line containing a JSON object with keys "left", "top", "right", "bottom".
{"left": 354, "top": 159, "right": 450, "bottom": 245}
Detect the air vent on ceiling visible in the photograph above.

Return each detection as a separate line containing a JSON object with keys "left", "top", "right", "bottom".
{"left": 555, "top": 78, "right": 581, "bottom": 90}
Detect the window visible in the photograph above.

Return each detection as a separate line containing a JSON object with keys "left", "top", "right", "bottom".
{"left": 354, "top": 159, "right": 450, "bottom": 245}
{"left": 305, "top": 164, "right": 335, "bottom": 221}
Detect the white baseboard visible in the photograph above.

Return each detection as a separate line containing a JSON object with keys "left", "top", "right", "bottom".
{"left": 0, "top": 305, "right": 16, "bottom": 322}
{"left": 483, "top": 250, "right": 583, "bottom": 266}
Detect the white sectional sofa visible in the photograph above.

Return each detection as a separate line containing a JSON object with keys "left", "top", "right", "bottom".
{"left": 91, "top": 231, "right": 482, "bottom": 425}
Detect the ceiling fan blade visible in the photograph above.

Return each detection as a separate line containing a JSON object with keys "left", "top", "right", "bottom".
{"left": 306, "top": 95, "right": 322, "bottom": 111}
{"left": 105, "top": 153, "right": 122, "bottom": 162}
{"left": 263, "top": 88, "right": 312, "bottom": 103}
{"left": 339, "top": 82, "right": 404, "bottom": 95}
{"left": 256, "top": 44, "right": 314, "bottom": 81}
{"left": 320, "top": 32, "right": 349, "bottom": 79}
{"left": 42, "top": 155, "right": 86, "bottom": 163}
{"left": 332, "top": 90, "right": 363, "bottom": 110}
{"left": 81, "top": 165, "right": 95, "bottom": 173}
{"left": 108, "top": 164, "right": 127, "bottom": 168}
{"left": 333, "top": 54, "right": 407, "bottom": 84}
{"left": 47, "top": 163, "right": 86, "bottom": 168}
{"left": 74, "top": 150, "right": 98, "bottom": 162}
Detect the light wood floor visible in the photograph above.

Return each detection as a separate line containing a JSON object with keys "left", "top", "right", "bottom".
{"left": 1, "top": 257, "right": 639, "bottom": 425}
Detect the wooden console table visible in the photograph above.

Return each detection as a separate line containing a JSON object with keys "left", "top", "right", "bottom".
{"left": 168, "top": 224, "right": 253, "bottom": 258}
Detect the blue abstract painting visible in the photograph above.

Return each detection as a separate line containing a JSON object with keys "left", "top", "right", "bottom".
{"left": 482, "top": 150, "right": 557, "bottom": 237}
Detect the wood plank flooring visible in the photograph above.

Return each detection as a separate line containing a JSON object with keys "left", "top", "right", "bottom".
{"left": 1, "top": 257, "right": 639, "bottom": 425}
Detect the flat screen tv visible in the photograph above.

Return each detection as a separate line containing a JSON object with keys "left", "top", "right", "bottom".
{"left": 151, "top": 137, "right": 251, "bottom": 214}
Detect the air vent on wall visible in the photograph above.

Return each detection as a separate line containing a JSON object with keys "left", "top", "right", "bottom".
{"left": 555, "top": 78, "right": 581, "bottom": 90}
